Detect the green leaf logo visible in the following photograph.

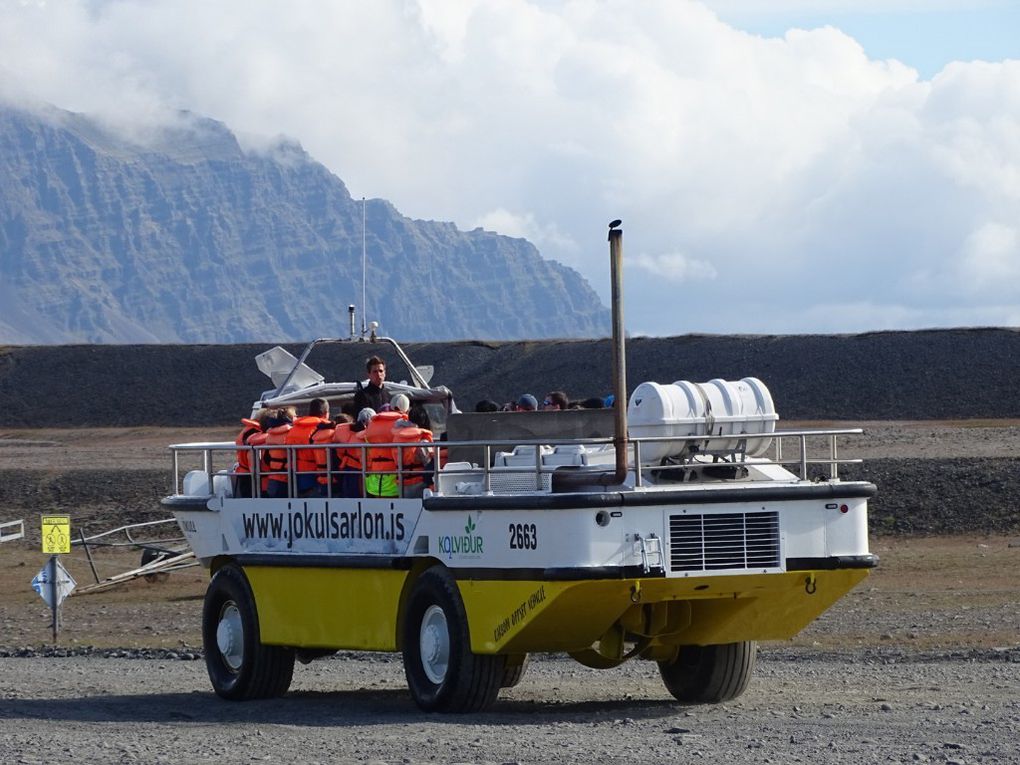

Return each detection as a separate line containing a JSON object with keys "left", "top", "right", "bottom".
{"left": 465, "top": 516, "right": 476, "bottom": 534}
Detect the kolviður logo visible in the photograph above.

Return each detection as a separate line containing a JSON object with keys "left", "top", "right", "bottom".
{"left": 437, "top": 515, "right": 484, "bottom": 559}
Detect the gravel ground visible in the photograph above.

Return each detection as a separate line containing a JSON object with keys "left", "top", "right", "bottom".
{"left": 1, "top": 424, "right": 1019, "bottom": 763}
{"left": 1, "top": 650, "right": 1018, "bottom": 764}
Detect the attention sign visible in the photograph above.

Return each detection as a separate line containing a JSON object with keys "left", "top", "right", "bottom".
{"left": 41, "top": 515, "right": 71, "bottom": 554}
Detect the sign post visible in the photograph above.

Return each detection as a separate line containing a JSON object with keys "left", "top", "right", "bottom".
{"left": 34, "top": 515, "right": 74, "bottom": 643}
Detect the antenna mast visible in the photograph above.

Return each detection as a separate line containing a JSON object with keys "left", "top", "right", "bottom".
{"left": 361, "top": 196, "right": 367, "bottom": 336}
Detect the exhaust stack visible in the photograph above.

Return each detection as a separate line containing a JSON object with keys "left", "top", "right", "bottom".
{"left": 552, "top": 220, "right": 630, "bottom": 492}
{"left": 608, "top": 220, "right": 629, "bottom": 485}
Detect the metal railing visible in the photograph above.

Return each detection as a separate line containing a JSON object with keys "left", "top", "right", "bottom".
{"left": 168, "top": 427, "right": 864, "bottom": 500}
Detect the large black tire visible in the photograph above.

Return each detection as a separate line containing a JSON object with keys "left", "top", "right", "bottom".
{"left": 658, "top": 641, "right": 757, "bottom": 703}
{"left": 202, "top": 565, "right": 295, "bottom": 700}
{"left": 402, "top": 567, "right": 505, "bottom": 712}
{"left": 501, "top": 654, "right": 529, "bottom": 688}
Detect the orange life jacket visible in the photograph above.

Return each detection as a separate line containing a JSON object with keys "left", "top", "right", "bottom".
{"left": 263, "top": 423, "right": 293, "bottom": 485}
{"left": 392, "top": 427, "right": 434, "bottom": 485}
{"left": 247, "top": 431, "right": 270, "bottom": 492}
{"left": 234, "top": 418, "right": 262, "bottom": 474}
{"left": 330, "top": 422, "right": 355, "bottom": 470}
{"left": 364, "top": 412, "right": 406, "bottom": 496}
{"left": 310, "top": 421, "right": 338, "bottom": 485}
{"left": 339, "top": 427, "right": 366, "bottom": 471}
{"left": 287, "top": 416, "right": 330, "bottom": 482}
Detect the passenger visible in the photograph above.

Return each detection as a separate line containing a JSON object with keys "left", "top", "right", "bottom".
{"left": 233, "top": 409, "right": 272, "bottom": 498}
{"left": 287, "top": 398, "right": 331, "bottom": 497}
{"left": 391, "top": 393, "right": 411, "bottom": 416}
{"left": 354, "top": 356, "right": 388, "bottom": 413}
{"left": 542, "top": 391, "right": 569, "bottom": 411}
{"left": 475, "top": 399, "right": 499, "bottom": 413}
{"left": 515, "top": 394, "right": 539, "bottom": 412}
{"left": 392, "top": 419, "right": 434, "bottom": 498}
{"left": 262, "top": 409, "right": 294, "bottom": 499}
{"left": 247, "top": 417, "right": 272, "bottom": 497}
{"left": 363, "top": 400, "right": 408, "bottom": 498}
{"left": 580, "top": 396, "right": 605, "bottom": 409}
{"left": 338, "top": 407, "right": 375, "bottom": 498}
{"left": 408, "top": 403, "right": 431, "bottom": 430}
{"left": 311, "top": 412, "right": 351, "bottom": 497}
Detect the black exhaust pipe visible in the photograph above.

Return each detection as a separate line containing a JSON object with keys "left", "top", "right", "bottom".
{"left": 553, "top": 220, "right": 630, "bottom": 491}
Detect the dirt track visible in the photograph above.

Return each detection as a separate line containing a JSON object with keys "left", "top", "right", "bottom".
{"left": 1, "top": 424, "right": 1019, "bottom": 763}
{"left": 1, "top": 651, "right": 1018, "bottom": 764}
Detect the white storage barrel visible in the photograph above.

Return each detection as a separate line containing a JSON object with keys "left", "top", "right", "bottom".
{"left": 183, "top": 469, "right": 234, "bottom": 497}
{"left": 183, "top": 470, "right": 212, "bottom": 496}
{"left": 627, "top": 377, "right": 777, "bottom": 462}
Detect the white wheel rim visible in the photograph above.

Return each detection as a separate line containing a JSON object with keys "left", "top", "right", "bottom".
{"left": 216, "top": 602, "right": 244, "bottom": 672}
{"left": 419, "top": 604, "right": 450, "bottom": 685}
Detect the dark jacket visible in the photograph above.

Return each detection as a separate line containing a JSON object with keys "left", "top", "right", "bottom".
{"left": 354, "top": 381, "right": 386, "bottom": 413}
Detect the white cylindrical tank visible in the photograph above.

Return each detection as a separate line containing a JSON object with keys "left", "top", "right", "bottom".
{"left": 183, "top": 469, "right": 234, "bottom": 497}
{"left": 627, "top": 378, "right": 777, "bottom": 462}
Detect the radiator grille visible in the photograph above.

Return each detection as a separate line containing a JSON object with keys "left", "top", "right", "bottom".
{"left": 668, "top": 511, "right": 780, "bottom": 572}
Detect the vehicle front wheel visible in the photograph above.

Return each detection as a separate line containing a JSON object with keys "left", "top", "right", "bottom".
{"left": 402, "top": 566, "right": 505, "bottom": 712}
{"left": 658, "top": 641, "right": 757, "bottom": 703}
{"left": 202, "top": 564, "right": 295, "bottom": 700}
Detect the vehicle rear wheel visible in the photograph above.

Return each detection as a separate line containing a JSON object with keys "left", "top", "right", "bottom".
{"left": 658, "top": 641, "right": 757, "bottom": 703}
{"left": 202, "top": 564, "right": 295, "bottom": 700}
{"left": 501, "top": 654, "right": 529, "bottom": 688}
{"left": 402, "top": 566, "right": 505, "bottom": 712}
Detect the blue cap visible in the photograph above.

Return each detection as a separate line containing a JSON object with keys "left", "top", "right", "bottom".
{"left": 517, "top": 394, "right": 538, "bottom": 411}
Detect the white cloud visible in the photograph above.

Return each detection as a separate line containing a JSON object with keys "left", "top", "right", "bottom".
{"left": 630, "top": 253, "right": 718, "bottom": 284}
{"left": 957, "top": 223, "right": 1020, "bottom": 293}
{"left": 472, "top": 208, "right": 578, "bottom": 258}
{"left": 0, "top": 0, "right": 1018, "bottom": 335}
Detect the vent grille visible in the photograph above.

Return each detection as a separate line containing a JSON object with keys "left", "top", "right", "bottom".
{"left": 668, "top": 511, "right": 780, "bottom": 572}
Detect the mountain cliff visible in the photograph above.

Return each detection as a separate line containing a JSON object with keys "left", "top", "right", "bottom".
{"left": 0, "top": 105, "right": 609, "bottom": 343}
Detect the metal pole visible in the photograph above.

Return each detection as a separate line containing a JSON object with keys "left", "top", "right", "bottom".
{"left": 48, "top": 555, "right": 58, "bottom": 643}
{"left": 535, "top": 446, "right": 543, "bottom": 491}
{"left": 362, "top": 197, "right": 368, "bottom": 335}
{"left": 609, "top": 221, "right": 629, "bottom": 484}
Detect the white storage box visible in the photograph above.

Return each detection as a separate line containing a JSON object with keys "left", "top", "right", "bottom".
{"left": 627, "top": 377, "right": 777, "bottom": 462}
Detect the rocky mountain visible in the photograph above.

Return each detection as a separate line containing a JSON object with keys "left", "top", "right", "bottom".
{"left": 0, "top": 105, "right": 609, "bottom": 343}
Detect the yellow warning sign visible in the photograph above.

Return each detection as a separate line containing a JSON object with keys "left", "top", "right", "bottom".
{"left": 41, "top": 515, "right": 71, "bottom": 554}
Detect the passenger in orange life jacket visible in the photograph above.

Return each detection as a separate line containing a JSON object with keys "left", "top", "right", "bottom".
{"left": 364, "top": 395, "right": 411, "bottom": 498}
{"left": 339, "top": 407, "right": 375, "bottom": 498}
{"left": 312, "top": 412, "right": 350, "bottom": 497}
{"left": 233, "top": 409, "right": 272, "bottom": 498}
{"left": 262, "top": 409, "right": 295, "bottom": 499}
{"left": 392, "top": 415, "right": 434, "bottom": 498}
{"left": 286, "top": 398, "right": 331, "bottom": 497}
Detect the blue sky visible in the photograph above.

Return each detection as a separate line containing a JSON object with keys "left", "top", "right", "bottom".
{"left": 1, "top": 0, "right": 1019, "bottom": 337}
{"left": 708, "top": 2, "right": 1020, "bottom": 79}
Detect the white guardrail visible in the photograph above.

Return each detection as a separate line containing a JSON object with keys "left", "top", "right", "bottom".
{"left": 0, "top": 519, "right": 25, "bottom": 543}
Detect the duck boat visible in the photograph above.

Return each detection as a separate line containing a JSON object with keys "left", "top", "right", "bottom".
{"left": 164, "top": 223, "right": 877, "bottom": 712}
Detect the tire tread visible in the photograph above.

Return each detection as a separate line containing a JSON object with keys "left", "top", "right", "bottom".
{"left": 659, "top": 641, "right": 756, "bottom": 704}
{"left": 203, "top": 565, "right": 295, "bottom": 701}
